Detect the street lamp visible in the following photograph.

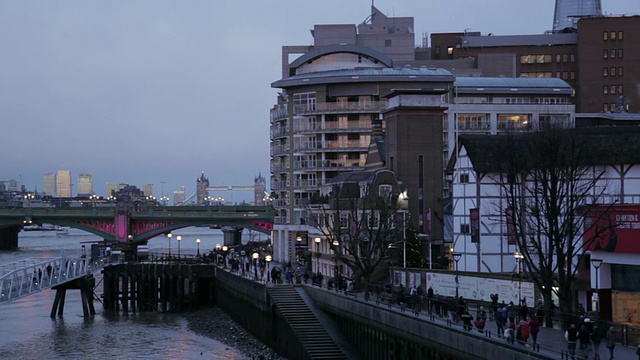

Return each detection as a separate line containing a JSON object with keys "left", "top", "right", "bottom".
{"left": 196, "top": 238, "right": 201, "bottom": 256}
{"left": 265, "top": 255, "right": 272, "bottom": 282}
{"left": 240, "top": 250, "right": 246, "bottom": 275}
{"left": 160, "top": 196, "right": 169, "bottom": 208}
{"left": 514, "top": 251, "right": 524, "bottom": 320}
{"left": 252, "top": 252, "right": 259, "bottom": 279}
{"left": 398, "top": 190, "right": 409, "bottom": 268}
{"left": 332, "top": 239, "right": 340, "bottom": 279}
{"left": 177, "top": 235, "right": 182, "bottom": 259}
{"left": 215, "top": 243, "right": 222, "bottom": 265}
{"left": 24, "top": 193, "right": 35, "bottom": 208}
{"left": 453, "top": 253, "right": 462, "bottom": 298}
{"left": 167, "top": 233, "right": 172, "bottom": 258}
{"left": 222, "top": 245, "right": 228, "bottom": 268}
{"left": 314, "top": 237, "right": 321, "bottom": 273}
{"left": 592, "top": 258, "right": 603, "bottom": 324}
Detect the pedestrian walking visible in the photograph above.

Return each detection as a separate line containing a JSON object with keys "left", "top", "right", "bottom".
{"left": 592, "top": 325, "right": 602, "bottom": 360}
{"left": 461, "top": 309, "right": 474, "bottom": 331}
{"left": 476, "top": 306, "right": 487, "bottom": 333}
{"left": 495, "top": 308, "right": 506, "bottom": 337}
{"left": 606, "top": 326, "right": 616, "bottom": 360}
{"left": 507, "top": 301, "right": 516, "bottom": 325}
{"left": 529, "top": 315, "right": 540, "bottom": 347}
{"left": 565, "top": 324, "right": 578, "bottom": 360}
{"left": 579, "top": 320, "right": 592, "bottom": 360}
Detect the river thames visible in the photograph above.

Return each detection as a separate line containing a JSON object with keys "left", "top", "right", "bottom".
{"left": 0, "top": 227, "right": 256, "bottom": 360}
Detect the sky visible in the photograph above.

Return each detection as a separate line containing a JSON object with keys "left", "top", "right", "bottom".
{"left": 1, "top": 0, "right": 638, "bottom": 203}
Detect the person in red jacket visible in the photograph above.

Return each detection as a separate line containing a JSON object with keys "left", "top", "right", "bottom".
{"left": 519, "top": 319, "right": 531, "bottom": 345}
{"left": 529, "top": 315, "right": 541, "bottom": 347}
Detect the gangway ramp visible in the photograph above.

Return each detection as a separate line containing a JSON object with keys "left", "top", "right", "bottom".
{"left": 0, "top": 256, "right": 115, "bottom": 305}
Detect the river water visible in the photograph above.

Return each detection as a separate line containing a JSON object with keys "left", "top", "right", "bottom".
{"left": 0, "top": 227, "right": 251, "bottom": 360}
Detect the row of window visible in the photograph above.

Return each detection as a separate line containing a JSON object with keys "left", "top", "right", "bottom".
{"left": 603, "top": 49, "right": 624, "bottom": 59}
{"left": 604, "top": 103, "right": 626, "bottom": 112}
{"left": 603, "top": 85, "right": 624, "bottom": 95}
{"left": 457, "top": 114, "right": 571, "bottom": 130}
{"left": 520, "top": 53, "right": 576, "bottom": 64}
{"left": 517, "top": 71, "right": 576, "bottom": 81}
{"left": 603, "top": 67, "right": 624, "bottom": 77}
{"left": 603, "top": 31, "right": 624, "bottom": 41}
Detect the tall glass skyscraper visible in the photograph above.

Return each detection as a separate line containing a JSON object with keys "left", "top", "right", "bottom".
{"left": 553, "top": 0, "right": 602, "bottom": 32}
{"left": 42, "top": 172, "right": 56, "bottom": 196}
{"left": 56, "top": 170, "right": 72, "bottom": 197}
{"left": 77, "top": 173, "right": 93, "bottom": 196}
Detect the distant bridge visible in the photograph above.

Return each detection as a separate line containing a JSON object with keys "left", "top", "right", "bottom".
{"left": 0, "top": 202, "right": 274, "bottom": 249}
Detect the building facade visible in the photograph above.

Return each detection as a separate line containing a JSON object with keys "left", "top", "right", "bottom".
{"left": 42, "top": 172, "right": 56, "bottom": 196}
{"left": 76, "top": 173, "right": 93, "bottom": 196}
{"left": 449, "top": 127, "right": 640, "bottom": 323}
{"left": 106, "top": 182, "right": 118, "bottom": 197}
{"left": 553, "top": 0, "right": 602, "bottom": 32}
{"left": 56, "top": 170, "right": 72, "bottom": 197}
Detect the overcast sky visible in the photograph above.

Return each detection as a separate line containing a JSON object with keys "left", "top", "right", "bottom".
{"left": 1, "top": 0, "right": 637, "bottom": 202}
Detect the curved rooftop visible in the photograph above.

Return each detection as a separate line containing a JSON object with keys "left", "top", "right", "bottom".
{"left": 288, "top": 44, "right": 394, "bottom": 75}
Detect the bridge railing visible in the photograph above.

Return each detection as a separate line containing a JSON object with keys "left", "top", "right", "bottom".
{"left": 0, "top": 256, "right": 116, "bottom": 304}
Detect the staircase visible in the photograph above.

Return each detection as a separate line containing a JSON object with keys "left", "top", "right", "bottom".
{"left": 268, "top": 286, "right": 349, "bottom": 360}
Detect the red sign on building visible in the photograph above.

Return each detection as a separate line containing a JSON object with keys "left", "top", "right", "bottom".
{"left": 584, "top": 205, "right": 640, "bottom": 254}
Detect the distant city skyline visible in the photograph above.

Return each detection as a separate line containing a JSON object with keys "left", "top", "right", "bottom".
{"left": 1, "top": 1, "right": 637, "bottom": 203}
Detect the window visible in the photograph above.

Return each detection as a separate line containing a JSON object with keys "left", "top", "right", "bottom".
{"left": 460, "top": 224, "right": 470, "bottom": 234}
{"left": 603, "top": 31, "right": 608, "bottom": 41}
{"left": 604, "top": 103, "right": 609, "bottom": 112}
{"left": 498, "top": 114, "right": 530, "bottom": 130}
{"left": 556, "top": 71, "right": 561, "bottom": 78}
{"left": 570, "top": 54, "right": 575, "bottom": 62}
{"left": 435, "top": 46, "right": 441, "bottom": 56}
{"left": 562, "top": 71, "right": 568, "bottom": 80}
{"left": 459, "top": 173, "right": 470, "bottom": 183}
{"left": 611, "top": 103, "right": 617, "bottom": 111}
{"left": 555, "top": 54, "right": 561, "bottom": 63}
{"left": 339, "top": 213, "right": 349, "bottom": 229}
{"left": 618, "top": 31, "right": 623, "bottom": 40}
{"left": 378, "top": 184, "right": 392, "bottom": 198}
{"left": 610, "top": 85, "right": 616, "bottom": 94}
{"left": 618, "top": 67, "right": 623, "bottom": 77}
{"left": 618, "top": 85, "right": 623, "bottom": 94}
{"left": 603, "top": 86, "right": 608, "bottom": 95}
{"left": 457, "top": 114, "right": 490, "bottom": 130}
{"left": 610, "top": 49, "right": 616, "bottom": 59}
{"left": 603, "top": 67, "right": 608, "bottom": 77}
{"left": 385, "top": 39, "right": 392, "bottom": 47}
{"left": 618, "top": 49, "right": 623, "bottom": 58}
{"left": 610, "top": 31, "right": 616, "bottom": 40}
{"left": 447, "top": 47, "right": 454, "bottom": 55}
{"left": 563, "top": 54, "right": 568, "bottom": 62}
{"left": 570, "top": 72, "right": 575, "bottom": 80}
{"left": 539, "top": 114, "right": 571, "bottom": 127}
{"left": 603, "top": 49, "right": 609, "bottom": 59}
{"left": 389, "top": 156, "right": 394, "bottom": 171}
{"left": 611, "top": 67, "right": 616, "bottom": 77}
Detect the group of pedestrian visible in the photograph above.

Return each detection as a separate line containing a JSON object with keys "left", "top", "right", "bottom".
{"left": 496, "top": 300, "right": 540, "bottom": 347}
{"left": 565, "top": 317, "right": 619, "bottom": 360}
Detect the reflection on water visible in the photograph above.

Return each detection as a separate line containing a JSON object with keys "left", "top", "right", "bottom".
{"left": 0, "top": 228, "right": 246, "bottom": 360}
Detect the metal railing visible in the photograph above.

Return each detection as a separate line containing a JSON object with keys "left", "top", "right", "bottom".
{"left": 0, "top": 256, "right": 116, "bottom": 304}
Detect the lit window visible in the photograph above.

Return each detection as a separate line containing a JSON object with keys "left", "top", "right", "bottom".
{"left": 603, "top": 31, "right": 608, "bottom": 41}
{"left": 618, "top": 31, "right": 623, "bottom": 40}
{"left": 603, "top": 49, "right": 608, "bottom": 59}
{"left": 556, "top": 54, "right": 561, "bottom": 63}
{"left": 447, "top": 47, "right": 454, "bottom": 55}
{"left": 610, "top": 31, "right": 616, "bottom": 40}
{"left": 603, "top": 86, "right": 608, "bottom": 95}
{"left": 618, "top": 67, "right": 623, "bottom": 77}
{"left": 611, "top": 67, "right": 616, "bottom": 77}
{"left": 610, "top": 85, "right": 616, "bottom": 94}
{"left": 562, "top": 54, "right": 568, "bottom": 62}
{"left": 603, "top": 67, "right": 608, "bottom": 77}
{"left": 604, "top": 103, "right": 609, "bottom": 112}
{"left": 610, "top": 49, "right": 616, "bottom": 59}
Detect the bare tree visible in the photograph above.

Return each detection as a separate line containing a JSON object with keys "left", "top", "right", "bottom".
{"left": 489, "top": 127, "right": 612, "bottom": 327}
{"left": 307, "top": 179, "right": 403, "bottom": 298}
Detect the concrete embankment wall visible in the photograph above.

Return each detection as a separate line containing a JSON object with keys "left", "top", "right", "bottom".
{"left": 304, "top": 287, "right": 551, "bottom": 360}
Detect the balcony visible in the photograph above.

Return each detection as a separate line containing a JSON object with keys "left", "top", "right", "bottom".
{"left": 294, "top": 179, "right": 322, "bottom": 188}
{"left": 293, "top": 159, "right": 364, "bottom": 171}
{"left": 271, "top": 181, "right": 288, "bottom": 191}
{"left": 293, "top": 140, "right": 369, "bottom": 152}
{"left": 270, "top": 144, "right": 289, "bottom": 156}
{"left": 294, "top": 101, "right": 388, "bottom": 115}
{"left": 270, "top": 126, "right": 288, "bottom": 139}
{"left": 274, "top": 216, "right": 289, "bottom": 224}
{"left": 293, "top": 120, "right": 372, "bottom": 134}
{"left": 270, "top": 106, "right": 289, "bottom": 122}
{"left": 271, "top": 163, "right": 289, "bottom": 173}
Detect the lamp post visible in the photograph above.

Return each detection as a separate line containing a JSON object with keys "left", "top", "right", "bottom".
{"left": 177, "top": 235, "right": 182, "bottom": 259}
{"left": 265, "top": 255, "right": 272, "bottom": 282}
{"left": 196, "top": 238, "right": 201, "bottom": 256}
{"left": 160, "top": 196, "right": 169, "bottom": 209}
{"left": 222, "top": 245, "right": 228, "bottom": 268}
{"left": 24, "top": 193, "right": 35, "bottom": 209}
{"left": 332, "top": 239, "right": 340, "bottom": 279}
{"left": 215, "top": 243, "right": 222, "bottom": 265}
{"left": 453, "top": 253, "right": 461, "bottom": 298}
{"left": 514, "top": 251, "right": 524, "bottom": 320}
{"left": 205, "top": 196, "right": 213, "bottom": 211}
{"left": 592, "top": 258, "right": 603, "bottom": 324}
{"left": 167, "top": 233, "right": 172, "bottom": 259}
{"left": 398, "top": 191, "right": 409, "bottom": 268}
{"left": 252, "top": 252, "right": 259, "bottom": 280}
{"left": 314, "top": 237, "right": 321, "bottom": 273}
{"left": 240, "top": 250, "right": 246, "bottom": 275}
